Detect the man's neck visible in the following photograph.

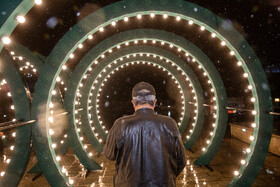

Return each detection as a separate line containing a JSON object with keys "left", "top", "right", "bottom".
{"left": 134, "top": 105, "right": 154, "bottom": 111}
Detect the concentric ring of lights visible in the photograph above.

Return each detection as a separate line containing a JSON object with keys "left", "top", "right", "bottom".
{"left": 95, "top": 60, "right": 185, "bottom": 123}
{"left": 89, "top": 56, "right": 186, "bottom": 129}
{"left": 71, "top": 35, "right": 219, "bottom": 155}
{"left": 0, "top": 0, "right": 271, "bottom": 186}
{"left": 0, "top": 79, "right": 16, "bottom": 178}
{"left": 0, "top": 52, "right": 31, "bottom": 186}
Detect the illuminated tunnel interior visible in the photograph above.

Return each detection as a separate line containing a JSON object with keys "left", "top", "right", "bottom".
{"left": 0, "top": 0, "right": 279, "bottom": 186}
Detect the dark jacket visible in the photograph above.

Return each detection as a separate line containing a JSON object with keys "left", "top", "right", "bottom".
{"left": 104, "top": 108, "right": 186, "bottom": 187}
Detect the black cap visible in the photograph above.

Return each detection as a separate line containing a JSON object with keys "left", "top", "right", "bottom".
{"left": 132, "top": 82, "right": 156, "bottom": 98}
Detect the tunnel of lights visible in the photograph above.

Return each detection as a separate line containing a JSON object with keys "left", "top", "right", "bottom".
{"left": 0, "top": 0, "right": 273, "bottom": 186}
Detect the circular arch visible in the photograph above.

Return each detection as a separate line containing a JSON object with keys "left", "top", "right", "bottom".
{"left": 21, "top": 0, "right": 273, "bottom": 186}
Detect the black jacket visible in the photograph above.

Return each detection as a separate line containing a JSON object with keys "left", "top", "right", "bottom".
{"left": 104, "top": 108, "right": 186, "bottom": 187}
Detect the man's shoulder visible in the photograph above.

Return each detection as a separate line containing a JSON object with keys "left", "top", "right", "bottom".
{"left": 114, "top": 114, "right": 135, "bottom": 125}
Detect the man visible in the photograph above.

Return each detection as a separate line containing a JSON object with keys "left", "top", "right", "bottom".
{"left": 104, "top": 82, "right": 186, "bottom": 187}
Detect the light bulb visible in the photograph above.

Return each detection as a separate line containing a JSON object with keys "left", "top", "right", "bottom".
{"left": 2, "top": 36, "right": 11, "bottom": 45}
{"left": 137, "top": 14, "right": 142, "bottom": 19}
{"left": 200, "top": 26, "right": 205, "bottom": 31}
{"left": 188, "top": 20, "right": 193, "bottom": 25}
{"left": 88, "top": 35, "right": 93, "bottom": 39}
{"left": 78, "top": 44, "right": 83, "bottom": 48}
{"left": 234, "top": 171, "right": 239, "bottom": 176}
{"left": 150, "top": 13, "right": 155, "bottom": 17}
{"left": 99, "top": 27, "right": 104, "bottom": 32}
{"left": 62, "top": 65, "right": 67, "bottom": 70}
{"left": 230, "top": 51, "right": 235, "bottom": 55}
{"left": 163, "top": 14, "right": 168, "bottom": 19}
{"left": 35, "top": 0, "right": 42, "bottom": 5}
{"left": 251, "top": 123, "right": 257, "bottom": 128}
{"left": 249, "top": 136, "right": 255, "bottom": 141}
{"left": 56, "top": 156, "right": 61, "bottom": 161}
{"left": 176, "top": 16, "right": 181, "bottom": 21}
{"left": 251, "top": 97, "right": 256, "bottom": 102}
{"left": 69, "top": 53, "right": 74, "bottom": 59}
{"left": 237, "top": 61, "right": 242, "bottom": 66}
{"left": 124, "top": 17, "right": 129, "bottom": 22}
{"left": 252, "top": 110, "right": 257, "bottom": 115}
{"left": 241, "top": 160, "right": 246, "bottom": 165}
{"left": 111, "top": 21, "right": 116, "bottom": 26}
{"left": 221, "top": 41, "right": 226, "bottom": 46}
{"left": 211, "top": 33, "right": 216, "bottom": 38}
{"left": 16, "top": 15, "right": 25, "bottom": 23}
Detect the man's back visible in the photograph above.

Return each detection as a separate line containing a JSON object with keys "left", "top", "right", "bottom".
{"left": 104, "top": 108, "right": 186, "bottom": 187}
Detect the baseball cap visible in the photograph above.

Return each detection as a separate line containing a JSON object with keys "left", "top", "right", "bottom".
{"left": 132, "top": 82, "right": 156, "bottom": 98}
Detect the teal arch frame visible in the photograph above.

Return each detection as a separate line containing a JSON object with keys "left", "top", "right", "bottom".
{"left": 64, "top": 27, "right": 225, "bottom": 165}
{"left": 2, "top": 0, "right": 270, "bottom": 186}
{"left": 75, "top": 44, "right": 204, "bottom": 147}
{"left": 0, "top": 49, "right": 31, "bottom": 186}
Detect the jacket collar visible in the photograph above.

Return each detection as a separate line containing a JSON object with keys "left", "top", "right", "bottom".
{"left": 134, "top": 107, "right": 155, "bottom": 114}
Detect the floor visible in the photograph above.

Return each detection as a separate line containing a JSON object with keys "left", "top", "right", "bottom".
{"left": 17, "top": 137, "right": 280, "bottom": 187}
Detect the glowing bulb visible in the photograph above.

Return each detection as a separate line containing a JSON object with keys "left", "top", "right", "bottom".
{"left": 237, "top": 61, "right": 242, "bottom": 66}
{"left": 69, "top": 179, "right": 74, "bottom": 184}
{"left": 206, "top": 140, "right": 210, "bottom": 144}
{"left": 88, "top": 35, "right": 93, "bottom": 39}
{"left": 210, "top": 132, "right": 214, "bottom": 136}
{"left": 169, "top": 44, "right": 173, "bottom": 48}
{"left": 51, "top": 143, "right": 57, "bottom": 148}
{"left": 252, "top": 110, "right": 257, "bottom": 115}
{"left": 12, "top": 132, "right": 16, "bottom": 137}
{"left": 56, "top": 156, "right": 61, "bottom": 161}
{"left": 150, "top": 13, "right": 155, "bottom": 17}
{"left": 7, "top": 92, "right": 11, "bottom": 97}
{"left": 161, "top": 41, "right": 165, "bottom": 45}
{"left": 10, "top": 146, "right": 14, "bottom": 150}
{"left": 248, "top": 85, "right": 253, "bottom": 90}
{"left": 2, "top": 36, "right": 11, "bottom": 45}
{"left": 250, "top": 136, "right": 255, "bottom": 141}
{"left": 188, "top": 20, "right": 193, "bottom": 25}
{"left": 124, "top": 17, "right": 129, "bottom": 22}
{"left": 241, "top": 160, "right": 246, "bottom": 165}
{"left": 163, "top": 14, "right": 168, "bottom": 19}
{"left": 251, "top": 97, "right": 256, "bottom": 102}
{"left": 78, "top": 44, "right": 83, "bottom": 48}
{"left": 176, "top": 16, "right": 181, "bottom": 21}
{"left": 99, "top": 27, "right": 104, "bottom": 32}
{"left": 200, "top": 26, "right": 205, "bottom": 31}
{"left": 111, "top": 21, "right": 116, "bottom": 26}
{"left": 49, "top": 129, "right": 54, "bottom": 135}
{"left": 0, "top": 172, "right": 5, "bottom": 177}
{"left": 56, "top": 76, "right": 61, "bottom": 82}
{"left": 35, "top": 0, "right": 42, "bottom": 5}
{"left": 251, "top": 123, "right": 257, "bottom": 128}
{"left": 246, "top": 148, "right": 251, "bottom": 153}
{"left": 221, "top": 41, "right": 226, "bottom": 46}
{"left": 11, "top": 105, "right": 15, "bottom": 110}
{"left": 51, "top": 90, "right": 56, "bottom": 95}
{"left": 16, "top": 15, "right": 25, "bottom": 23}
{"left": 137, "top": 14, "right": 142, "bottom": 19}
{"left": 62, "top": 65, "right": 67, "bottom": 70}
{"left": 69, "top": 53, "right": 74, "bottom": 59}
{"left": 243, "top": 73, "right": 248, "bottom": 77}
{"left": 202, "top": 148, "right": 206, "bottom": 152}
{"left": 234, "top": 171, "right": 239, "bottom": 176}
{"left": 89, "top": 152, "right": 93, "bottom": 156}
{"left": 211, "top": 33, "right": 216, "bottom": 38}
{"left": 230, "top": 51, "right": 235, "bottom": 55}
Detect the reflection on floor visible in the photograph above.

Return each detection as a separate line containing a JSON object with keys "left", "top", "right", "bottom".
{"left": 19, "top": 137, "right": 280, "bottom": 187}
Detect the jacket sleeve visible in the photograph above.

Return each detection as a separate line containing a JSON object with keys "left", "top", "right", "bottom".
{"left": 175, "top": 133, "right": 187, "bottom": 176}
{"left": 104, "top": 122, "right": 118, "bottom": 161}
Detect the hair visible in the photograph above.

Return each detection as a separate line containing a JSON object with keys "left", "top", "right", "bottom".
{"left": 132, "top": 95, "right": 155, "bottom": 106}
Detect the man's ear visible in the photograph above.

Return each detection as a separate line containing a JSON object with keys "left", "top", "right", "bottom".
{"left": 153, "top": 99, "right": 157, "bottom": 108}
{"left": 131, "top": 100, "right": 136, "bottom": 108}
